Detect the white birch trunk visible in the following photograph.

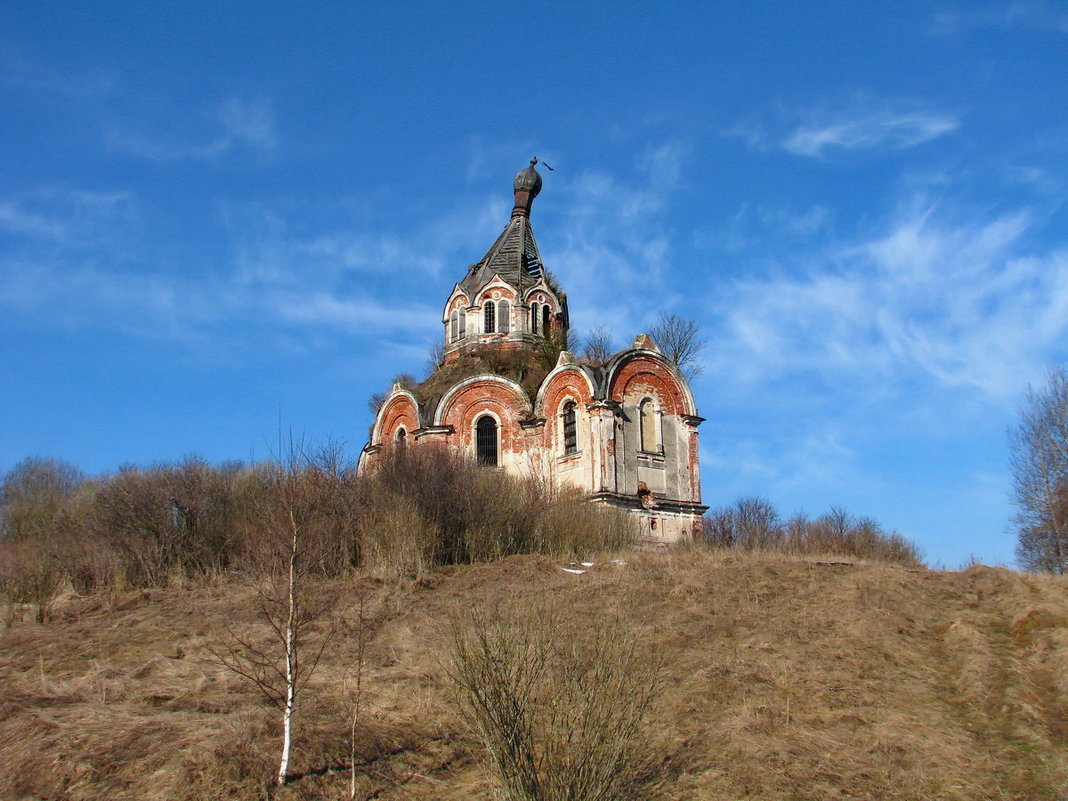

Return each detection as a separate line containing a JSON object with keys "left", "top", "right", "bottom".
{"left": 277, "top": 520, "right": 299, "bottom": 786}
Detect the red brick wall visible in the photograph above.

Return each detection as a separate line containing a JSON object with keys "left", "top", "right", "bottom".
{"left": 538, "top": 368, "right": 594, "bottom": 452}
{"left": 439, "top": 380, "right": 530, "bottom": 457}
{"left": 608, "top": 356, "right": 688, "bottom": 414}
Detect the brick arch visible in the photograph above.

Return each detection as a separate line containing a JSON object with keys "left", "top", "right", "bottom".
{"left": 373, "top": 392, "right": 420, "bottom": 445}
{"left": 440, "top": 287, "right": 470, "bottom": 323}
{"left": 478, "top": 285, "right": 516, "bottom": 304}
{"left": 436, "top": 378, "right": 530, "bottom": 457}
{"left": 607, "top": 354, "right": 692, "bottom": 416}
{"left": 535, "top": 367, "right": 595, "bottom": 452}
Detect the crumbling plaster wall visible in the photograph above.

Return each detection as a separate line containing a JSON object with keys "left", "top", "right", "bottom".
{"left": 362, "top": 348, "right": 705, "bottom": 543}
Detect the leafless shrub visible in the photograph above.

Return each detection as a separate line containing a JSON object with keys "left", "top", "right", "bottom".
{"left": 701, "top": 496, "right": 782, "bottom": 550}
{"left": 0, "top": 456, "right": 83, "bottom": 542}
{"left": 356, "top": 485, "right": 435, "bottom": 579}
{"left": 703, "top": 497, "right": 923, "bottom": 567}
{"left": 533, "top": 489, "right": 638, "bottom": 556}
{"left": 366, "top": 447, "right": 635, "bottom": 569}
{"left": 91, "top": 457, "right": 243, "bottom": 586}
{"left": 0, "top": 459, "right": 119, "bottom": 611}
{"left": 447, "top": 598, "right": 660, "bottom": 801}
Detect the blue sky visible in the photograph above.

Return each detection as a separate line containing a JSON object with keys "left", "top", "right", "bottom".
{"left": 2, "top": 2, "right": 1066, "bottom": 567}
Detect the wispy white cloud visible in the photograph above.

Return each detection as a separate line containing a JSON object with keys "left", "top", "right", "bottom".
{"left": 105, "top": 97, "right": 278, "bottom": 162}
{"left": 931, "top": 1, "right": 1068, "bottom": 35}
{"left": 725, "top": 96, "right": 960, "bottom": 160}
{"left": 0, "top": 189, "right": 134, "bottom": 243}
{"left": 0, "top": 45, "right": 116, "bottom": 100}
{"left": 270, "top": 291, "right": 438, "bottom": 334}
{"left": 543, "top": 141, "right": 687, "bottom": 334}
{"left": 706, "top": 198, "right": 1068, "bottom": 401}
{"left": 782, "top": 108, "right": 959, "bottom": 157}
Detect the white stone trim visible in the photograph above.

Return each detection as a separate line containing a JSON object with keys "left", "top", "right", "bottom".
{"left": 370, "top": 388, "right": 422, "bottom": 445}
{"left": 603, "top": 348, "right": 699, "bottom": 417}
{"left": 533, "top": 363, "right": 597, "bottom": 416}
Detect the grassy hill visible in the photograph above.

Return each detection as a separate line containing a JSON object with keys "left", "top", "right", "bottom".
{"left": 2, "top": 549, "right": 1067, "bottom": 800}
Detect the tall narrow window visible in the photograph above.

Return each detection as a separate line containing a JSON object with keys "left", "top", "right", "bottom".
{"left": 542, "top": 305, "right": 551, "bottom": 336}
{"left": 639, "top": 398, "right": 658, "bottom": 453}
{"left": 450, "top": 310, "right": 459, "bottom": 342}
{"left": 530, "top": 302, "right": 540, "bottom": 334}
{"left": 484, "top": 301, "right": 496, "bottom": 334}
{"left": 395, "top": 428, "right": 407, "bottom": 449}
{"left": 458, "top": 310, "right": 466, "bottom": 338}
{"left": 476, "top": 415, "right": 498, "bottom": 466}
{"left": 562, "top": 401, "right": 577, "bottom": 455}
{"left": 498, "top": 299, "right": 510, "bottom": 333}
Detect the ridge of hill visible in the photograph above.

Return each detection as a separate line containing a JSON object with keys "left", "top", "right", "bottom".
{"left": 1, "top": 550, "right": 1067, "bottom": 800}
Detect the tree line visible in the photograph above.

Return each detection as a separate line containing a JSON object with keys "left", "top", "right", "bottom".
{"left": 0, "top": 445, "right": 635, "bottom": 618}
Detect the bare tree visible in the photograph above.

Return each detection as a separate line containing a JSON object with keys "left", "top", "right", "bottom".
{"left": 648, "top": 312, "right": 706, "bottom": 382}
{"left": 0, "top": 456, "right": 83, "bottom": 542}
{"left": 580, "top": 326, "right": 616, "bottom": 367}
{"left": 426, "top": 339, "right": 445, "bottom": 374}
{"left": 367, "top": 392, "right": 387, "bottom": 415}
{"left": 1011, "top": 365, "right": 1068, "bottom": 574}
{"left": 208, "top": 439, "right": 339, "bottom": 788}
{"left": 703, "top": 496, "right": 781, "bottom": 550}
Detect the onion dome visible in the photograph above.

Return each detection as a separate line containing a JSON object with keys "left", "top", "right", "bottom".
{"left": 514, "top": 157, "right": 543, "bottom": 200}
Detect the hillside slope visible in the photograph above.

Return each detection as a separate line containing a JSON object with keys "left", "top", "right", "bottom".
{"left": 1, "top": 550, "right": 1067, "bottom": 800}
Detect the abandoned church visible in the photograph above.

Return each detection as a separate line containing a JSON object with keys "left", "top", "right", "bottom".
{"left": 359, "top": 159, "right": 707, "bottom": 541}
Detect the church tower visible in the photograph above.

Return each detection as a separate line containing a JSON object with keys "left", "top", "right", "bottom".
{"left": 441, "top": 158, "right": 569, "bottom": 364}
{"left": 360, "top": 159, "right": 707, "bottom": 543}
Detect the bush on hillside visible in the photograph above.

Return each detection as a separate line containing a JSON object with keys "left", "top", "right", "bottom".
{"left": 0, "top": 444, "right": 637, "bottom": 609}
{"left": 363, "top": 446, "right": 637, "bottom": 571}
{"left": 703, "top": 496, "right": 922, "bottom": 567}
{"left": 447, "top": 597, "right": 660, "bottom": 801}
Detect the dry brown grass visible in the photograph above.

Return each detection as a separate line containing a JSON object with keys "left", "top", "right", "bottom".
{"left": 1, "top": 551, "right": 1067, "bottom": 800}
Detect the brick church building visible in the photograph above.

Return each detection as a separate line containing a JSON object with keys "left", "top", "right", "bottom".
{"left": 359, "top": 159, "right": 706, "bottom": 542}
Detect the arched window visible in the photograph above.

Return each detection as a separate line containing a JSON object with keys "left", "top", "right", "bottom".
{"left": 498, "top": 299, "right": 510, "bottom": 334}
{"left": 542, "top": 305, "right": 551, "bottom": 336}
{"left": 639, "top": 398, "right": 659, "bottom": 453}
{"left": 484, "top": 301, "right": 496, "bottom": 334}
{"left": 530, "top": 302, "right": 540, "bottom": 334}
{"left": 450, "top": 310, "right": 459, "bottom": 343}
{"left": 562, "top": 401, "right": 577, "bottom": 455}
{"left": 395, "top": 428, "right": 407, "bottom": 449}
{"left": 476, "top": 415, "right": 498, "bottom": 466}
{"left": 458, "top": 310, "right": 466, "bottom": 338}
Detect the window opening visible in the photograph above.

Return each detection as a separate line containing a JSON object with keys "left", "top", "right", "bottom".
{"left": 530, "top": 302, "right": 540, "bottom": 334}
{"left": 450, "top": 311, "right": 458, "bottom": 343}
{"left": 484, "top": 301, "right": 495, "bottom": 334}
{"left": 542, "top": 305, "right": 551, "bottom": 336}
{"left": 639, "top": 398, "right": 658, "bottom": 453}
{"left": 476, "top": 415, "right": 498, "bottom": 466}
{"left": 562, "top": 401, "right": 577, "bottom": 455}
{"left": 458, "top": 310, "right": 466, "bottom": 338}
{"left": 395, "top": 428, "right": 407, "bottom": 449}
{"left": 498, "top": 299, "right": 510, "bottom": 334}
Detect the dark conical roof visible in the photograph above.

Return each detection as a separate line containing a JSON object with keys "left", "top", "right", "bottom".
{"left": 459, "top": 213, "right": 545, "bottom": 297}
{"left": 459, "top": 159, "right": 549, "bottom": 298}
